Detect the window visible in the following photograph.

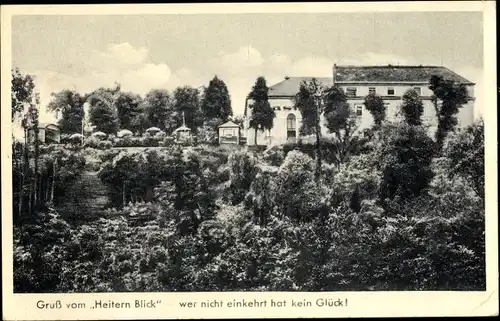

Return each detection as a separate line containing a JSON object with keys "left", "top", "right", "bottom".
{"left": 273, "top": 106, "right": 281, "bottom": 111}
{"left": 368, "top": 87, "right": 376, "bottom": 95}
{"left": 384, "top": 103, "right": 391, "bottom": 119}
{"left": 414, "top": 87, "right": 422, "bottom": 95}
{"left": 287, "top": 114, "right": 296, "bottom": 130}
{"left": 387, "top": 87, "right": 395, "bottom": 95}
{"left": 355, "top": 105, "right": 363, "bottom": 117}
{"left": 223, "top": 129, "right": 235, "bottom": 137}
{"left": 346, "top": 87, "right": 357, "bottom": 97}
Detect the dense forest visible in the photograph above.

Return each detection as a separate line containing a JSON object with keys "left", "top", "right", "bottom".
{"left": 12, "top": 68, "right": 485, "bottom": 292}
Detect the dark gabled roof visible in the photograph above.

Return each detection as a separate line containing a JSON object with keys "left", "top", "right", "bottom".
{"left": 334, "top": 65, "right": 473, "bottom": 84}
{"left": 267, "top": 77, "right": 333, "bottom": 97}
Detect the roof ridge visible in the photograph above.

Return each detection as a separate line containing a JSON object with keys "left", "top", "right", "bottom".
{"left": 335, "top": 65, "right": 444, "bottom": 68}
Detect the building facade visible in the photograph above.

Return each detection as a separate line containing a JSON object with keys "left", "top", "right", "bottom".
{"left": 244, "top": 65, "right": 475, "bottom": 146}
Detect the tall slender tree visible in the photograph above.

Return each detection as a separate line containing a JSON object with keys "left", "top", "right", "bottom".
{"left": 248, "top": 77, "right": 276, "bottom": 146}
{"left": 324, "top": 86, "right": 359, "bottom": 165}
{"left": 201, "top": 76, "right": 233, "bottom": 123}
{"left": 294, "top": 78, "right": 326, "bottom": 180}
{"left": 429, "top": 75, "right": 469, "bottom": 152}
{"left": 11, "top": 68, "right": 36, "bottom": 122}
{"left": 11, "top": 69, "right": 37, "bottom": 217}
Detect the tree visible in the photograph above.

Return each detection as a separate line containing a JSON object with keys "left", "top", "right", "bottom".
{"left": 173, "top": 86, "right": 203, "bottom": 132}
{"left": 400, "top": 89, "right": 424, "bottom": 126}
{"left": 248, "top": 77, "right": 276, "bottom": 146}
{"left": 441, "top": 119, "right": 484, "bottom": 199}
{"left": 324, "top": 86, "right": 359, "bottom": 164}
{"left": 86, "top": 87, "right": 121, "bottom": 134}
{"left": 429, "top": 75, "right": 469, "bottom": 152}
{"left": 11, "top": 68, "right": 36, "bottom": 121}
{"left": 375, "top": 122, "right": 436, "bottom": 202}
{"left": 201, "top": 76, "right": 232, "bottom": 123}
{"left": 274, "top": 150, "right": 326, "bottom": 222}
{"left": 25, "top": 97, "right": 40, "bottom": 213}
{"left": 11, "top": 69, "right": 37, "bottom": 217}
{"left": 142, "top": 89, "right": 176, "bottom": 133}
{"left": 294, "top": 78, "right": 327, "bottom": 180}
{"left": 363, "top": 93, "right": 386, "bottom": 127}
{"left": 115, "top": 92, "right": 143, "bottom": 131}
{"left": 47, "top": 90, "right": 85, "bottom": 134}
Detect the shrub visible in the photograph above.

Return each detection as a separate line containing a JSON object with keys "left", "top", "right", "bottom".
{"left": 262, "top": 145, "right": 285, "bottom": 167}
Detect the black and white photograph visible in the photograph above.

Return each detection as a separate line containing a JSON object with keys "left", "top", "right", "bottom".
{"left": 2, "top": 2, "right": 497, "bottom": 319}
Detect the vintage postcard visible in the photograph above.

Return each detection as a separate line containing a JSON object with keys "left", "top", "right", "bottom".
{"left": 1, "top": 2, "right": 498, "bottom": 319}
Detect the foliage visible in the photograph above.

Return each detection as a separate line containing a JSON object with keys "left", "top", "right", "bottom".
{"left": 374, "top": 122, "right": 436, "bottom": 201}
{"left": 429, "top": 75, "right": 469, "bottom": 151}
{"left": 201, "top": 76, "right": 233, "bottom": 122}
{"left": 294, "top": 78, "right": 325, "bottom": 136}
{"left": 173, "top": 86, "right": 203, "bottom": 132}
{"left": 363, "top": 93, "right": 386, "bottom": 127}
{"left": 13, "top": 94, "right": 485, "bottom": 293}
{"left": 324, "top": 86, "right": 360, "bottom": 164}
{"left": 248, "top": 77, "right": 275, "bottom": 145}
{"left": 47, "top": 90, "right": 85, "bottom": 134}
{"left": 228, "top": 150, "right": 259, "bottom": 205}
{"left": 400, "top": 89, "right": 424, "bottom": 126}
{"left": 142, "top": 89, "right": 176, "bottom": 133}
{"left": 261, "top": 145, "right": 285, "bottom": 167}
{"left": 87, "top": 88, "right": 119, "bottom": 134}
{"left": 439, "top": 119, "right": 484, "bottom": 199}
{"left": 273, "top": 151, "right": 329, "bottom": 222}
{"left": 11, "top": 68, "right": 36, "bottom": 121}
{"left": 294, "top": 78, "right": 328, "bottom": 179}
{"left": 115, "top": 92, "right": 143, "bottom": 131}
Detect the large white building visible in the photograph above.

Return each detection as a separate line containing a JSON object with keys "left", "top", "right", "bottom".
{"left": 244, "top": 65, "right": 475, "bottom": 146}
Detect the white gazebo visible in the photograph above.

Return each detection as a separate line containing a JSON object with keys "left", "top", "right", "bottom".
{"left": 145, "top": 127, "right": 162, "bottom": 135}
{"left": 218, "top": 121, "right": 240, "bottom": 145}
{"left": 117, "top": 129, "right": 133, "bottom": 138}
{"left": 92, "top": 131, "right": 107, "bottom": 139}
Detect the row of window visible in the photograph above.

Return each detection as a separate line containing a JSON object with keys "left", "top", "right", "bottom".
{"left": 272, "top": 106, "right": 293, "bottom": 111}
{"left": 346, "top": 86, "right": 422, "bottom": 97}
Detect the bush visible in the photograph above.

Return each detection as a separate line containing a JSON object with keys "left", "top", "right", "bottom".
{"left": 262, "top": 145, "right": 285, "bottom": 167}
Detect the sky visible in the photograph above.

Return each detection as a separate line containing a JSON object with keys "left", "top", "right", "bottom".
{"left": 11, "top": 12, "right": 484, "bottom": 123}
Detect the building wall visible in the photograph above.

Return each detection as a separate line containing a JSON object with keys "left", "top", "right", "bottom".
{"left": 244, "top": 84, "right": 475, "bottom": 146}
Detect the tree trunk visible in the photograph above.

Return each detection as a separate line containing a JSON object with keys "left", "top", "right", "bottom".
{"left": 122, "top": 182, "right": 126, "bottom": 207}
{"left": 315, "top": 121, "right": 322, "bottom": 182}
{"left": 28, "top": 178, "right": 33, "bottom": 216}
{"left": 254, "top": 128, "right": 258, "bottom": 146}
{"left": 50, "top": 160, "right": 56, "bottom": 202}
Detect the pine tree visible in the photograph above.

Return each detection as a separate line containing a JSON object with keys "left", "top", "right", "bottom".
{"left": 201, "top": 76, "right": 232, "bottom": 123}
{"left": 248, "top": 77, "right": 276, "bottom": 146}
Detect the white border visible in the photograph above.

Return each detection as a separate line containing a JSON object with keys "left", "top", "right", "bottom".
{"left": 1, "top": 2, "right": 498, "bottom": 319}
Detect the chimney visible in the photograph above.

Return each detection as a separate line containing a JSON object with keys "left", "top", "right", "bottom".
{"left": 284, "top": 76, "right": 290, "bottom": 80}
